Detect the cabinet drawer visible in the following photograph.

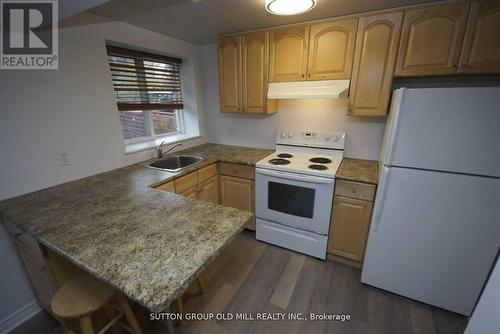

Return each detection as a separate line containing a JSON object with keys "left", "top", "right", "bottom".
{"left": 175, "top": 171, "right": 198, "bottom": 194}
{"left": 335, "top": 180, "right": 376, "bottom": 201}
{"left": 156, "top": 181, "right": 175, "bottom": 193}
{"left": 198, "top": 163, "right": 218, "bottom": 183}
{"left": 180, "top": 186, "right": 198, "bottom": 199}
{"left": 219, "top": 162, "right": 255, "bottom": 180}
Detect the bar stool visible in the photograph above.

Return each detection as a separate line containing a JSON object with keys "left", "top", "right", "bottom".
{"left": 51, "top": 273, "right": 143, "bottom": 334}
{"left": 175, "top": 276, "right": 205, "bottom": 326}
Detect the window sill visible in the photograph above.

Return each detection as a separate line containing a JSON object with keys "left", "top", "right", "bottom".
{"left": 124, "top": 133, "right": 201, "bottom": 155}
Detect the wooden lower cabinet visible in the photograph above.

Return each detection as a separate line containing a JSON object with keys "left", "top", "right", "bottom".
{"left": 198, "top": 176, "right": 219, "bottom": 204}
{"left": 156, "top": 181, "right": 175, "bottom": 193}
{"left": 219, "top": 175, "right": 255, "bottom": 231}
{"left": 3, "top": 221, "right": 57, "bottom": 313}
{"left": 328, "top": 181, "right": 376, "bottom": 263}
{"left": 154, "top": 162, "right": 255, "bottom": 230}
{"left": 174, "top": 171, "right": 198, "bottom": 194}
{"left": 15, "top": 241, "right": 55, "bottom": 310}
{"left": 156, "top": 164, "right": 219, "bottom": 203}
{"left": 180, "top": 186, "right": 198, "bottom": 199}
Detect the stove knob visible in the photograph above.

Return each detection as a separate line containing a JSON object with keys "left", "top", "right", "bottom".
{"left": 324, "top": 133, "right": 332, "bottom": 140}
{"left": 287, "top": 131, "right": 294, "bottom": 138}
{"left": 280, "top": 131, "right": 287, "bottom": 138}
{"left": 333, "top": 135, "right": 340, "bottom": 142}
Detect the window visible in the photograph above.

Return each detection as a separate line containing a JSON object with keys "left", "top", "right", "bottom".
{"left": 106, "top": 46, "right": 184, "bottom": 143}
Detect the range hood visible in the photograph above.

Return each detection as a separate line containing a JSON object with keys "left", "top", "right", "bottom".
{"left": 267, "top": 79, "right": 350, "bottom": 99}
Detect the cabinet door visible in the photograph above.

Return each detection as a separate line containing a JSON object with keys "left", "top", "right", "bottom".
{"left": 349, "top": 12, "right": 403, "bottom": 116}
{"left": 220, "top": 175, "right": 255, "bottom": 230}
{"left": 16, "top": 243, "right": 55, "bottom": 309}
{"left": 395, "top": 3, "right": 469, "bottom": 76}
{"left": 458, "top": 0, "right": 500, "bottom": 74}
{"left": 307, "top": 18, "right": 358, "bottom": 80}
{"left": 328, "top": 196, "right": 373, "bottom": 262}
{"left": 175, "top": 171, "right": 198, "bottom": 194}
{"left": 218, "top": 35, "right": 242, "bottom": 112}
{"left": 269, "top": 26, "right": 309, "bottom": 82}
{"left": 242, "top": 31, "right": 269, "bottom": 113}
{"left": 156, "top": 181, "right": 175, "bottom": 193}
{"left": 181, "top": 186, "right": 198, "bottom": 199}
{"left": 198, "top": 177, "right": 219, "bottom": 204}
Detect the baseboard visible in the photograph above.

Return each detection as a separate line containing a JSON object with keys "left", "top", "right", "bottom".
{"left": 0, "top": 300, "right": 42, "bottom": 333}
{"left": 327, "top": 253, "right": 362, "bottom": 269}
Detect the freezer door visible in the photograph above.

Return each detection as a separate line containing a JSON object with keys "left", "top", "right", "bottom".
{"left": 361, "top": 166, "right": 500, "bottom": 316}
{"left": 383, "top": 87, "right": 500, "bottom": 177}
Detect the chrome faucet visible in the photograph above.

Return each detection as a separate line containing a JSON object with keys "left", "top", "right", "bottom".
{"left": 157, "top": 142, "right": 182, "bottom": 159}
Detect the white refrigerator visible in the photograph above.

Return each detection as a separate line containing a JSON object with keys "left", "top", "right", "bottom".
{"left": 361, "top": 87, "right": 500, "bottom": 316}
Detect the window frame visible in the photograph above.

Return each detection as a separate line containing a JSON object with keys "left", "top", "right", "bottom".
{"left": 122, "top": 109, "right": 185, "bottom": 146}
{"left": 106, "top": 45, "right": 185, "bottom": 145}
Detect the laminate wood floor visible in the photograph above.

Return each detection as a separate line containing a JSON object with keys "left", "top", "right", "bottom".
{"left": 12, "top": 232, "right": 468, "bottom": 334}
{"left": 135, "top": 231, "right": 467, "bottom": 334}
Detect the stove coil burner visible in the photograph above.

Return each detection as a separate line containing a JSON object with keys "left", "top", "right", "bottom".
{"left": 309, "top": 164, "right": 328, "bottom": 171}
{"left": 269, "top": 158, "right": 291, "bottom": 165}
{"left": 277, "top": 153, "right": 293, "bottom": 158}
{"left": 309, "top": 157, "right": 332, "bottom": 164}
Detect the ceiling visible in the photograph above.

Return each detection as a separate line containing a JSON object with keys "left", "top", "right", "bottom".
{"left": 89, "top": 0, "right": 439, "bottom": 45}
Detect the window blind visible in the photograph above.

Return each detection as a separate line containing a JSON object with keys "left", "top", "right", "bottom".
{"left": 106, "top": 46, "right": 183, "bottom": 111}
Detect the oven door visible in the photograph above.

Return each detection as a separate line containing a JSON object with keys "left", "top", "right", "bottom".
{"left": 255, "top": 168, "right": 334, "bottom": 235}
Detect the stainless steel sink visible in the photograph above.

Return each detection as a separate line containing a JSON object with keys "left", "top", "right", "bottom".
{"left": 148, "top": 155, "right": 203, "bottom": 172}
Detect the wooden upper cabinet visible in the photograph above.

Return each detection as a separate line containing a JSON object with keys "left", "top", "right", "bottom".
{"left": 458, "top": 0, "right": 500, "bottom": 74}
{"left": 218, "top": 36, "right": 241, "bottom": 112}
{"left": 269, "top": 26, "right": 309, "bottom": 82}
{"left": 395, "top": 3, "right": 469, "bottom": 77}
{"left": 307, "top": 18, "right": 358, "bottom": 80}
{"left": 242, "top": 31, "right": 269, "bottom": 113}
{"left": 349, "top": 12, "right": 403, "bottom": 116}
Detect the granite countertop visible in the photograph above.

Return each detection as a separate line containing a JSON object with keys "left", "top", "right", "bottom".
{"left": 148, "top": 143, "right": 274, "bottom": 187}
{"left": 336, "top": 158, "right": 379, "bottom": 185}
{"left": 0, "top": 143, "right": 273, "bottom": 313}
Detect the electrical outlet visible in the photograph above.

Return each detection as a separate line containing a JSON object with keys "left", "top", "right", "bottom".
{"left": 56, "top": 150, "right": 71, "bottom": 166}
{"left": 227, "top": 127, "right": 234, "bottom": 137}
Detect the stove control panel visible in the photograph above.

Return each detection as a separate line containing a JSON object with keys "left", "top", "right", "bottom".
{"left": 276, "top": 130, "right": 346, "bottom": 149}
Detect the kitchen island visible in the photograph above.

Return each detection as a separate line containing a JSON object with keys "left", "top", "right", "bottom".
{"left": 0, "top": 143, "right": 273, "bottom": 332}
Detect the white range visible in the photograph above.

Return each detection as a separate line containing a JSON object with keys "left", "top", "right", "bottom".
{"left": 255, "top": 130, "right": 346, "bottom": 259}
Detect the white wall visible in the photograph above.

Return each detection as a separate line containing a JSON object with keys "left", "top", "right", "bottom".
{"left": 0, "top": 12, "right": 206, "bottom": 330}
{"left": 201, "top": 44, "right": 387, "bottom": 160}
{"left": 465, "top": 257, "right": 500, "bottom": 334}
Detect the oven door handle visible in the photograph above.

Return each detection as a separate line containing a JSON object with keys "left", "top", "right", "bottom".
{"left": 256, "top": 169, "right": 335, "bottom": 184}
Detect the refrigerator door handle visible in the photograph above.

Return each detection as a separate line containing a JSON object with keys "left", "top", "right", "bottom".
{"left": 372, "top": 167, "right": 391, "bottom": 232}
{"left": 383, "top": 88, "right": 405, "bottom": 166}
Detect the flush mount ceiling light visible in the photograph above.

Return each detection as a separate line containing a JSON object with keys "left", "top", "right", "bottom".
{"left": 265, "top": 0, "right": 317, "bottom": 16}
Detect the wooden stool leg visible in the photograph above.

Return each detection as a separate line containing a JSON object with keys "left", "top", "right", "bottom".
{"left": 79, "top": 316, "right": 94, "bottom": 334}
{"left": 176, "top": 297, "right": 185, "bottom": 326}
{"left": 117, "top": 293, "right": 143, "bottom": 334}
{"left": 62, "top": 319, "right": 72, "bottom": 334}
{"left": 103, "top": 303, "right": 121, "bottom": 334}
{"left": 196, "top": 277, "right": 205, "bottom": 294}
